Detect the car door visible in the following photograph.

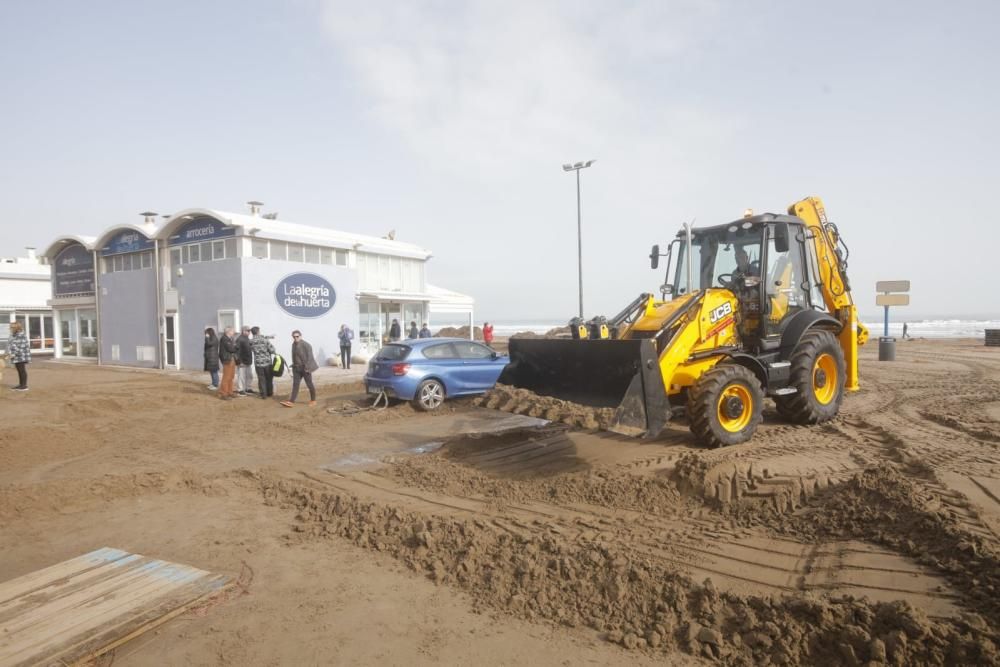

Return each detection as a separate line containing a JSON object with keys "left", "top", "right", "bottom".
{"left": 420, "top": 342, "right": 464, "bottom": 392}
{"left": 453, "top": 341, "right": 505, "bottom": 392}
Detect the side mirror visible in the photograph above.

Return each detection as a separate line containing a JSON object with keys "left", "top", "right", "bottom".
{"left": 490, "top": 351, "right": 498, "bottom": 360}
{"left": 773, "top": 222, "right": 790, "bottom": 253}
{"left": 649, "top": 244, "right": 660, "bottom": 269}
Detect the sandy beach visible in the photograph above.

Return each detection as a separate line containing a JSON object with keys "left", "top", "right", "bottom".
{"left": 3, "top": 338, "right": 1000, "bottom": 665}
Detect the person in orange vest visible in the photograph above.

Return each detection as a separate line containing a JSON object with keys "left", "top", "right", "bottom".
{"left": 483, "top": 322, "right": 494, "bottom": 347}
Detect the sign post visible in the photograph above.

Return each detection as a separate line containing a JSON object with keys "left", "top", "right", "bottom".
{"left": 875, "top": 280, "right": 910, "bottom": 361}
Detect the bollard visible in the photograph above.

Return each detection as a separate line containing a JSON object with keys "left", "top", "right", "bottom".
{"left": 878, "top": 336, "right": 896, "bottom": 361}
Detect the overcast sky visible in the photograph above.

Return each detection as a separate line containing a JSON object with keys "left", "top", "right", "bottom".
{"left": 1, "top": 1, "right": 997, "bottom": 320}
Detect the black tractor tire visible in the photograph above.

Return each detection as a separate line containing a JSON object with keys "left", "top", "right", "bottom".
{"left": 688, "top": 364, "right": 764, "bottom": 448}
{"left": 774, "top": 329, "right": 846, "bottom": 424}
{"left": 412, "top": 379, "right": 446, "bottom": 412}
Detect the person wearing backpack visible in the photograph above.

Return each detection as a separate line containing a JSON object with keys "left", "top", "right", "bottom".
{"left": 250, "top": 326, "right": 275, "bottom": 399}
{"left": 338, "top": 323, "right": 354, "bottom": 370}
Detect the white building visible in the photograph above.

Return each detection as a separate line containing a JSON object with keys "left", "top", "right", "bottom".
{"left": 0, "top": 248, "right": 55, "bottom": 355}
{"left": 41, "top": 206, "right": 475, "bottom": 369}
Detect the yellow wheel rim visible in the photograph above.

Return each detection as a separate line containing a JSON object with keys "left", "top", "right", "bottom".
{"left": 717, "top": 384, "right": 753, "bottom": 433}
{"left": 813, "top": 353, "right": 838, "bottom": 405}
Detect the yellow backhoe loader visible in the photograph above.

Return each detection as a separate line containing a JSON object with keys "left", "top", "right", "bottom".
{"left": 498, "top": 196, "right": 868, "bottom": 447}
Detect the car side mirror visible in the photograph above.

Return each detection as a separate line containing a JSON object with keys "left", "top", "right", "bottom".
{"left": 649, "top": 244, "right": 659, "bottom": 269}
{"left": 490, "top": 351, "right": 498, "bottom": 360}
{"left": 773, "top": 222, "right": 790, "bottom": 253}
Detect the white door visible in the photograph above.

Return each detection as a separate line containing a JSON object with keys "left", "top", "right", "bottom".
{"left": 164, "top": 315, "right": 179, "bottom": 369}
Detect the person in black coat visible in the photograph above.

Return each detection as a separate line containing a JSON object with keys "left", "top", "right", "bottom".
{"left": 389, "top": 318, "right": 401, "bottom": 342}
{"left": 204, "top": 327, "right": 221, "bottom": 389}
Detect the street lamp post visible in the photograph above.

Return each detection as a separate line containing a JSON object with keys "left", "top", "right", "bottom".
{"left": 562, "top": 159, "right": 595, "bottom": 318}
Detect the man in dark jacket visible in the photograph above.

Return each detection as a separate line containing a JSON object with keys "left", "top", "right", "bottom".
{"left": 389, "top": 318, "right": 401, "bottom": 342}
{"left": 281, "top": 330, "right": 318, "bottom": 407}
{"left": 218, "top": 327, "right": 239, "bottom": 400}
{"left": 407, "top": 321, "right": 419, "bottom": 339}
{"left": 419, "top": 323, "right": 432, "bottom": 338}
{"left": 338, "top": 324, "right": 353, "bottom": 370}
{"left": 236, "top": 326, "right": 255, "bottom": 396}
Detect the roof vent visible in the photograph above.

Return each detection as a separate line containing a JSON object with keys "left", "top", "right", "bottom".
{"left": 247, "top": 200, "right": 264, "bottom": 216}
{"left": 261, "top": 212, "right": 278, "bottom": 220}
{"left": 25, "top": 247, "right": 36, "bottom": 261}
{"left": 139, "top": 211, "right": 158, "bottom": 225}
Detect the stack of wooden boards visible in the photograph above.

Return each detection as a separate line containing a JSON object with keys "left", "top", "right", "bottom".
{"left": 0, "top": 547, "right": 230, "bottom": 666}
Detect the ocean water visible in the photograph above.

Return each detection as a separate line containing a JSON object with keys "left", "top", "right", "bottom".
{"left": 488, "top": 319, "right": 1000, "bottom": 339}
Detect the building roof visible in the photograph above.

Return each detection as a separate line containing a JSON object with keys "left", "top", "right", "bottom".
{"left": 160, "top": 208, "right": 432, "bottom": 260}
{"left": 44, "top": 208, "right": 434, "bottom": 262}
{"left": 42, "top": 236, "right": 98, "bottom": 258}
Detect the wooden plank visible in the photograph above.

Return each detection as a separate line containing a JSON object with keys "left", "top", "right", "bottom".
{"left": 0, "top": 558, "right": 178, "bottom": 637}
{"left": 0, "top": 554, "right": 146, "bottom": 625}
{"left": 0, "top": 564, "right": 191, "bottom": 661}
{"left": 0, "top": 548, "right": 132, "bottom": 605}
{"left": 37, "top": 575, "right": 231, "bottom": 667}
{"left": 0, "top": 549, "right": 228, "bottom": 667}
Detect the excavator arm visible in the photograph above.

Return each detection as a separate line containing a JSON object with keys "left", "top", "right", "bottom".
{"left": 788, "top": 197, "right": 868, "bottom": 391}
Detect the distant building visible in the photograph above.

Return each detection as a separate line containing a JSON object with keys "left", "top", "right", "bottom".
{"left": 41, "top": 206, "right": 474, "bottom": 369}
{"left": 0, "top": 248, "right": 54, "bottom": 355}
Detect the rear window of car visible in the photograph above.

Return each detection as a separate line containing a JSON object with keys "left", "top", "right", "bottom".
{"left": 422, "top": 343, "right": 456, "bottom": 359}
{"left": 376, "top": 344, "right": 410, "bottom": 361}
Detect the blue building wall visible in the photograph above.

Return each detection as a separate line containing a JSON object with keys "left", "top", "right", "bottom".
{"left": 172, "top": 258, "right": 243, "bottom": 370}
{"left": 98, "top": 266, "right": 158, "bottom": 367}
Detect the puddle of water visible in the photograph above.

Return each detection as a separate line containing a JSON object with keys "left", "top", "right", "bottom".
{"left": 321, "top": 441, "right": 445, "bottom": 471}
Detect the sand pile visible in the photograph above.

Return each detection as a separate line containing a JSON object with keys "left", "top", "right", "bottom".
{"left": 388, "top": 451, "right": 685, "bottom": 518}
{"left": 259, "top": 471, "right": 999, "bottom": 665}
{"left": 475, "top": 385, "right": 615, "bottom": 430}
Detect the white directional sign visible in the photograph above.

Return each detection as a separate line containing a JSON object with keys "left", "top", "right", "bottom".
{"left": 876, "top": 280, "right": 910, "bottom": 293}
{"left": 876, "top": 294, "right": 910, "bottom": 307}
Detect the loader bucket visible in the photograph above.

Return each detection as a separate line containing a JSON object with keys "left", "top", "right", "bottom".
{"left": 498, "top": 338, "right": 671, "bottom": 438}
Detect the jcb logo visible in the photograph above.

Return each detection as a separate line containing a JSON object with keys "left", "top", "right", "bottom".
{"left": 709, "top": 302, "right": 733, "bottom": 324}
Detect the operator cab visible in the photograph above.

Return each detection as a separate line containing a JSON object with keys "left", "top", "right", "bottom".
{"left": 660, "top": 214, "right": 823, "bottom": 348}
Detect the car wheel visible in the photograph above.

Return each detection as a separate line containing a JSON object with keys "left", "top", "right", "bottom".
{"left": 413, "top": 379, "right": 445, "bottom": 411}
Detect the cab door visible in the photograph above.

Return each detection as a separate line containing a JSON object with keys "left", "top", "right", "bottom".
{"left": 763, "top": 224, "right": 810, "bottom": 338}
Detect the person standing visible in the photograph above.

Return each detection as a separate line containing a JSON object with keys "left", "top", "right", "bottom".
{"left": 338, "top": 324, "right": 353, "bottom": 370}
{"left": 483, "top": 321, "right": 494, "bottom": 348}
{"left": 250, "top": 326, "right": 275, "bottom": 399}
{"left": 419, "top": 323, "right": 432, "bottom": 338}
{"left": 218, "top": 327, "right": 238, "bottom": 400}
{"left": 407, "top": 321, "right": 419, "bottom": 339}
{"left": 203, "top": 327, "right": 220, "bottom": 390}
{"left": 7, "top": 321, "right": 30, "bottom": 391}
{"left": 281, "top": 330, "right": 318, "bottom": 407}
{"left": 389, "top": 318, "right": 401, "bottom": 342}
{"left": 902, "top": 322, "right": 910, "bottom": 339}
{"left": 236, "top": 326, "right": 255, "bottom": 396}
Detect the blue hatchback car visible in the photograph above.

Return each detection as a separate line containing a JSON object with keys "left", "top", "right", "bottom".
{"left": 364, "top": 338, "right": 508, "bottom": 411}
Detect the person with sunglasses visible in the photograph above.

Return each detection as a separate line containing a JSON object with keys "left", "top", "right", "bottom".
{"left": 281, "top": 330, "right": 318, "bottom": 407}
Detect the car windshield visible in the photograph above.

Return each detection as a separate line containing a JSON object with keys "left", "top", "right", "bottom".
{"left": 375, "top": 344, "right": 411, "bottom": 361}
{"left": 673, "top": 223, "right": 764, "bottom": 294}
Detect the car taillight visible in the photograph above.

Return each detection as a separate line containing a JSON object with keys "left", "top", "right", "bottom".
{"left": 392, "top": 363, "right": 411, "bottom": 376}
